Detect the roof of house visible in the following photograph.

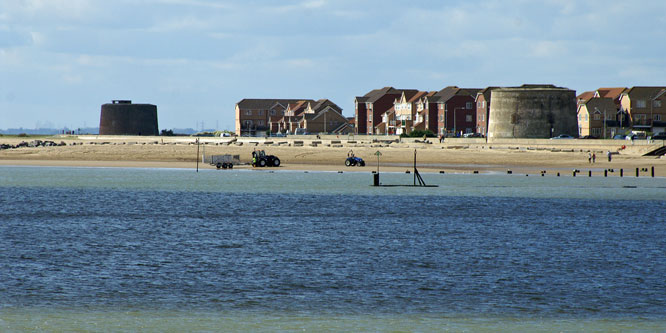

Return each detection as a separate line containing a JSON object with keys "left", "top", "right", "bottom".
{"left": 237, "top": 98, "right": 311, "bottom": 109}
{"left": 433, "top": 86, "right": 480, "bottom": 102}
{"left": 311, "top": 99, "right": 343, "bottom": 113}
{"left": 287, "top": 100, "right": 309, "bottom": 116}
{"left": 407, "top": 91, "right": 429, "bottom": 103}
{"left": 358, "top": 87, "right": 419, "bottom": 103}
{"left": 624, "top": 86, "right": 666, "bottom": 100}
{"left": 577, "top": 91, "right": 595, "bottom": 104}
{"left": 581, "top": 97, "right": 617, "bottom": 113}
{"left": 477, "top": 87, "right": 500, "bottom": 102}
{"left": 596, "top": 87, "right": 627, "bottom": 101}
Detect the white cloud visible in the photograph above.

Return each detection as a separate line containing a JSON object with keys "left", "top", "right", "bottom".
{"left": 284, "top": 58, "right": 316, "bottom": 68}
{"left": 3, "top": 0, "right": 666, "bottom": 130}
{"left": 4, "top": 0, "right": 95, "bottom": 20}
{"left": 146, "top": 16, "right": 216, "bottom": 32}
{"left": 148, "top": 0, "right": 233, "bottom": 9}
{"left": 529, "top": 40, "right": 568, "bottom": 58}
{"left": 303, "top": 0, "right": 326, "bottom": 9}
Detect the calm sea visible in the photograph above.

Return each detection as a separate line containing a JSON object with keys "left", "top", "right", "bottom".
{"left": 1, "top": 166, "right": 665, "bottom": 331}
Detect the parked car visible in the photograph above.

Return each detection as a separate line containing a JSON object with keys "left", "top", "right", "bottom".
{"left": 550, "top": 134, "right": 574, "bottom": 139}
{"left": 613, "top": 134, "right": 626, "bottom": 140}
{"left": 652, "top": 132, "right": 666, "bottom": 140}
{"left": 580, "top": 135, "right": 598, "bottom": 139}
{"left": 463, "top": 133, "right": 484, "bottom": 138}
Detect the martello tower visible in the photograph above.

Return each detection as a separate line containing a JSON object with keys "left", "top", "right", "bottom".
{"left": 99, "top": 100, "right": 159, "bottom": 136}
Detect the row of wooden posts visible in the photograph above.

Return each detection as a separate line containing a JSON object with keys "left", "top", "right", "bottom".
{"left": 499, "top": 166, "right": 656, "bottom": 178}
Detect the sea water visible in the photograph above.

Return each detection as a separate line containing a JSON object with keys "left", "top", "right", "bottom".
{"left": 1, "top": 166, "right": 665, "bottom": 331}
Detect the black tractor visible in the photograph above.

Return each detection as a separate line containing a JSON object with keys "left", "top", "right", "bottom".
{"left": 252, "top": 150, "right": 280, "bottom": 167}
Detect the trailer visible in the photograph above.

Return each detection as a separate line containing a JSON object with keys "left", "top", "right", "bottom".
{"left": 208, "top": 154, "right": 240, "bottom": 169}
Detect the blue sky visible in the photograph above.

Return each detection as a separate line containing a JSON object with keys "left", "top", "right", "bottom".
{"left": 1, "top": 0, "right": 665, "bottom": 131}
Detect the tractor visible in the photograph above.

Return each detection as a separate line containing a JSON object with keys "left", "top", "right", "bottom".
{"left": 345, "top": 150, "right": 365, "bottom": 167}
{"left": 252, "top": 149, "right": 280, "bottom": 167}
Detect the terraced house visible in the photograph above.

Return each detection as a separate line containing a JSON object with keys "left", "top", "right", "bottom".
{"left": 576, "top": 87, "right": 628, "bottom": 138}
{"left": 276, "top": 99, "right": 349, "bottom": 134}
{"left": 354, "top": 87, "right": 418, "bottom": 135}
{"left": 434, "top": 86, "right": 481, "bottom": 137}
{"left": 619, "top": 86, "right": 666, "bottom": 134}
{"left": 235, "top": 99, "right": 308, "bottom": 136}
{"left": 236, "top": 98, "right": 348, "bottom": 136}
{"left": 387, "top": 90, "right": 429, "bottom": 135}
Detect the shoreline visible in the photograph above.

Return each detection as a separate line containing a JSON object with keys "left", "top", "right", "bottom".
{"left": 2, "top": 135, "right": 665, "bottom": 176}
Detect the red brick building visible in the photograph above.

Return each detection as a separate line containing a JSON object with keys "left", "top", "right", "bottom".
{"left": 354, "top": 87, "right": 418, "bottom": 135}
{"left": 433, "top": 86, "right": 481, "bottom": 137}
{"left": 475, "top": 87, "right": 499, "bottom": 136}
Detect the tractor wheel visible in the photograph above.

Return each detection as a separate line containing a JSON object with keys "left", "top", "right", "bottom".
{"left": 273, "top": 158, "right": 280, "bottom": 167}
{"left": 345, "top": 159, "right": 352, "bottom": 167}
{"left": 222, "top": 163, "right": 228, "bottom": 169}
{"left": 259, "top": 159, "right": 267, "bottom": 167}
{"left": 359, "top": 161, "right": 365, "bottom": 167}
{"left": 228, "top": 163, "right": 233, "bottom": 169}
{"left": 216, "top": 162, "right": 222, "bottom": 169}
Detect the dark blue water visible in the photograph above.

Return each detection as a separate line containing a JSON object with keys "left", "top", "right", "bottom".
{"left": 2, "top": 185, "right": 665, "bottom": 318}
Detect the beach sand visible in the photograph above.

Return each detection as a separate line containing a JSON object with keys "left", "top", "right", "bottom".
{"left": 1, "top": 135, "right": 665, "bottom": 176}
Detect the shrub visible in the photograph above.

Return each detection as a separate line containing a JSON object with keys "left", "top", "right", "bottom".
{"left": 400, "top": 129, "right": 436, "bottom": 138}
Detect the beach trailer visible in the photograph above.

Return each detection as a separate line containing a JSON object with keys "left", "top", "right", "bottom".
{"left": 209, "top": 154, "right": 240, "bottom": 169}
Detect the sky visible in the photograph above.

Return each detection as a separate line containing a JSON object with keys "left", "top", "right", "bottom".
{"left": 1, "top": 0, "right": 666, "bottom": 131}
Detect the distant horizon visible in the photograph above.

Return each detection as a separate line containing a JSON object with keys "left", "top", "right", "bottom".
{"left": 2, "top": 1, "right": 665, "bottom": 130}
{"left": 0, "top": 126, "right": 220, "bottom": 135}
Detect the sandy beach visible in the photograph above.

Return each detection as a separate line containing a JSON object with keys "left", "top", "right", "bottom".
{"left": 1, "top": 135, "right": 665, "bottom": 176}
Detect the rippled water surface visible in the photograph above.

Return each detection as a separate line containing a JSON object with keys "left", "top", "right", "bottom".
{"left": 1, "top": 166, "right": 665, "bottom": 330}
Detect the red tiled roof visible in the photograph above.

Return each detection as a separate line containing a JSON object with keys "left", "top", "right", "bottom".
{"left": 577, "top": 91, "right": 595, "bottom": 104}
{"left": 596, "top": 87, "right": 627, "bottom": 101}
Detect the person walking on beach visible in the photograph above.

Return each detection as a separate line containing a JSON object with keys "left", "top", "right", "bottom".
{"left": 592, "top": 153, "right": 596, "bottom": 163}
{"left": 588, "top": 152, "right": 592, "bottom": 164}
{"left": 607, "top": 150, "right": 612, "bottom": 162}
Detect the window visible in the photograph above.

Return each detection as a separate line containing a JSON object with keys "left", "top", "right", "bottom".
{"left": 636, "top": 100, "right": 647, "bottom": 108}
{"left": 244, "top": 110, "right": 252, "bottom": 116}
{"left": 592, "top": 128, "right": 602, "bottom": 136}
{"left": 258, "top": 120, "right": 264, "bottom": 126}
{"left": 258, "top": 110, "right": 264, "bottom": 115}
{"left": 466, "top": 115, "right": 473, "bottom": 122}
{"left": 439, "top": 115, "right": 443, "bottom": 121}
{"left": 594, "top": 114, "right": 601, "bottom": 120}
{"left": 605, "top": 113, "right": 613, "bottom": 120}
{"left": 466, "top": 102, "right": 473, "bottom": 109}
{"left": 478, "top": 114, "right": 484, "bottom": 121}
{"left": 270, "top": 110, "right": 276, "bottom": 116}
{"left": 655, "top": 114, "right": 662, "bottom": 121}
{"left": 654, "top": 100, "right": 662, "bottom": 108}
{"left": 243, "top": 120, "right": 253, "bottom": 127}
